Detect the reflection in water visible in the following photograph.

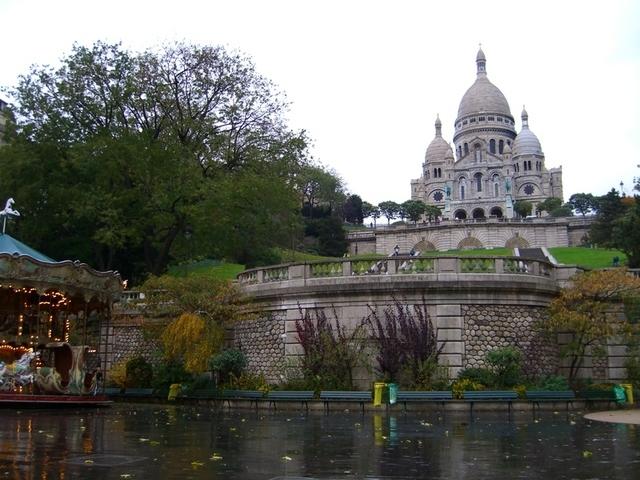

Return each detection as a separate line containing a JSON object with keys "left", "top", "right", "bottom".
{"left": 0, "top": 405, "right": 638, "bottom": 479}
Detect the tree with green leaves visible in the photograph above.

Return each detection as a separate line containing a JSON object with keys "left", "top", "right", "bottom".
{"left": 590, "top": 189, "right": 626, "bottom": 247}
{"left": 361, "top": 201, "right": 374, "bottom": 222}
{"left": 424, "top": 205, "right": 442, "bottom": 222}
{"left": 539, "top": 269, "right": 640, "bottom": 383}
{"left": 343, "top": 194, "right": 364, "bottom": 224}
{"left": 536, "top": 197, "right": 562, "bottom": 215}
{"left": 612, "top": 197, "right": 640, "bottom": 267}
{"left": 569, "top": 193, "right": 598, "bottom": 216}
{"left": 402, "top": 200, "right": 426, "bottom": 224}
{"left": 1, "top": 41, "right": 308, "bottom": 280}
{"left": 513, "top": 200, "right": 533, "bottom": 218}
{"left": 378, "top": 201, "right": 400, "bottom": 225}
{"left": 370, "top": 206, "right": 381, "bottom": 227}
{"left": 141, "top": 275, "right": 251, "bottom": 374}
{"left": 298, "top": 164, "right": 345, "bottom": 218}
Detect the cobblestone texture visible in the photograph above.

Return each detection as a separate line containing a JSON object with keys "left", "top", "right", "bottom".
{"left": 233, "top": 312, "right": 286, "bottom": 383}
{"left": 462, "top": 304, "right": 559, "bottom": 376}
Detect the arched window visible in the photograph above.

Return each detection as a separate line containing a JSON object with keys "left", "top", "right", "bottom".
{"left": 459, "top": 178, "right": 466, "bottom": 200}
{"left": 474, "top": 172, "right": 483, "bottom": 192}
{"left": 489, "top": 139, "right": 496, "bottom": 154}
{"left": 464, "top": 143, "right": 469, "bottom": 155}
{"left": 499, "top": 140, "right": 504, "bottom": 154}
{"left": 437, "top": 168, "right": 442, "bottom": 178}
{"left": 457, "top": 145, "right": 462, "bottom": 158}
{"left": 474, "top": 144, "right": 482, "bottom": 162}
{"left": 460, "top": 185, "right": 465, "bottom": 200}
{"left": 493, "top": 174, "right": 500, "bottom": 197}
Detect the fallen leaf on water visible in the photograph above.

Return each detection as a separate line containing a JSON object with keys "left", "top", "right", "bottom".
{"left": 582, "top": 450, "right": 593, "bottom": 458}
{"left": 149, "top": 441, "right": 160, "bottom": 446}
{"left": 281, "top": 456, "right": 292, "bottom": 461}
{"left": 210, "top": 454, "right": 223, "bottom": 461}
{"left": 120, "top": 475, "right": 132, "bottom": 479}
{"left": 84, "top": 460, "right": 94, "bottom": 465}
{"left": 139, "top": 438, "right": 150, "bottom": 442}
{"left": 191, "top": 461, "right": 204, "bottom": 468}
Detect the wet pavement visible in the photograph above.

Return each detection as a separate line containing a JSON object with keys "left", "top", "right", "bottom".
{"left": 0, "top": 403, "right": 638, "bottom": 479}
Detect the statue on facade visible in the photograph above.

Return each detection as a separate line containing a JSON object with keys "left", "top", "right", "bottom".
{"left": 505, "top": 178, "right": 511, "bottom": 194}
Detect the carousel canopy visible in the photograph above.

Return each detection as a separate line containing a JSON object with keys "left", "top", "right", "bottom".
{"left": 0, "top": 234, "right": 55, "bottom": 263}
{"left": 0, "top": 233, "right": 123, "bottom": 303}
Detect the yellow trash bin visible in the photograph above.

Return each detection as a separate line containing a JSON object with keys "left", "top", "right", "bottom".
{"left": 621, "top": 383, "right": 634, "bottom": 404}
{"left": 373, "top": 382, "right": 386, "bottom": 406}
{"left": 168, "top": 383, "right": 182, "bottom": 401}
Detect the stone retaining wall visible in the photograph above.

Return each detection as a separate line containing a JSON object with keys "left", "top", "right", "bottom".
{"left": 232, "top": 312, "right": 286, "bottom": 382}
{"left": 461, "top": 304, "right": 558, "bottom": 376}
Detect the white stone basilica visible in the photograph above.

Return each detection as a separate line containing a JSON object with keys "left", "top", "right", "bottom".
{"left": 411, "top": 48, "right": 563, "bottom": 219}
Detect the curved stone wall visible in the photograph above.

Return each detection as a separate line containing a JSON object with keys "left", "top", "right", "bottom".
{"left": 237, "top": 256, "right": 574, "bottom": 384}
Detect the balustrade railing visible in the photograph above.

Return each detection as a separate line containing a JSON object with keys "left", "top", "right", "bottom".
{"left": 237, "top": 256, "right": 558, "bottom": 285}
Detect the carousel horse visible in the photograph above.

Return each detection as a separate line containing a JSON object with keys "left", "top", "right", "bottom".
{"left": 0, "top": 351, "right": 39, "bottom": 390}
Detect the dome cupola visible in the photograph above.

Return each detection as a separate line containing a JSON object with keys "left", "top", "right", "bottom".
{"left": 513, "top": 107, "right": 543, "bottom": 156}
{"left": 424, "top": 114, "right": 450, "bottom": 163}
{"left": 456, "top": 47, "right": 512, "bottom": 120}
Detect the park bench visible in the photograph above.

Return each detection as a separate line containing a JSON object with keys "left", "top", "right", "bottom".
{"left": 123, "top": 388, "right": 155, "bottom": 398}
{"left": 320, "top": 390, "right": 372, "bottom": 413}
{"left": 525, "top": 390, "right": 575, "bottom": 413}
{"left": 464, "top": 390, "right": 518, "bottom": 416}
{"left": 183, "top": 386, "right": 220, "bottom": 401}
{"left": 578, "top": 389, "right": 618, "bottom": 408}
{"left": 266, "top": 390, "right": 315, "bottom": 411}
{"left": 103, "top": 387, "right": 123, "bottom": 396}
{"left": 395, "top": 391, "right": 453, "bottom": 411}
{"left": 221, "top": 389, "right": 264, "bottom": 409}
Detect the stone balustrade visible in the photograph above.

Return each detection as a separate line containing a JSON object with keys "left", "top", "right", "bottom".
{"left": 237, "top": 255, "right": 556, "bottom": 285}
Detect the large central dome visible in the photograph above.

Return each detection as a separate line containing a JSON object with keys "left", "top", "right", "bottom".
{"left": 456, "top": 48, "right": 512, "bottom": 120}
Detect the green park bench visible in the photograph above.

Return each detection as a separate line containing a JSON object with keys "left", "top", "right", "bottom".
{"left": 579, "top": 389, "right": 618, "bottom": 408}
{"left": 221, "top": 389, "right": 264, "bottom": 409}
{"left": 123, "top": 388, "right": 155, "bottom": 398}
{"left": 266, "top": 390, "right": 315, "bottom": 411}
{"left": 395, "top": 390, "right": 453, "bottom": 411}
{"left": 183, "top": 386, "right": 220, "bottom": 401}
{"left": 525, "top": 390, "right": 575, "bottom": 413}
{"left": 103, "top": 387, "right": 123, "bottom": 396}
{"left": 464, "top": 390, "right": 518, "bottom": 416}
{"left": 320, "top": 390, "right": 372, "bottom": 414}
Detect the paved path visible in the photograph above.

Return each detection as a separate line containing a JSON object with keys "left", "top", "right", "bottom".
{"left": 584, "top": 409, "right": 640, "bottom": 425}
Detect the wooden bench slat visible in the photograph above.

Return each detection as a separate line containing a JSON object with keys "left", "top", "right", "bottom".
{"left": 396, "top": 391, "right": 453, "bottom": 401}
{"left": 320, "top": 391, "right": 372, "bottom": 413}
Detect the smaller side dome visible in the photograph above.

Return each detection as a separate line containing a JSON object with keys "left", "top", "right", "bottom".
{"left": 513, "top": 107, "right": 543, "bottom": 156}
{"left": 424, "top": 115, "right": 449, "bottom": 163}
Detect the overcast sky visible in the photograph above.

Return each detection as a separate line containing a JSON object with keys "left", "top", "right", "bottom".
{"left": 1, "top": 0, "right": 638, "bottom": 204}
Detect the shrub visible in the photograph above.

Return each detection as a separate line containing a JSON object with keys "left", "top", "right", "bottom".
{"left": 210, "top": 349, "right": 247, "bottom": 384}
{"left": 296, "top": 305, "right": 367, "bottom": 390}
{"left": 152, "top": 360, "right": 191, "bottom": 391}
{"left": 106, "top": 360, "right": 128, "bottom": 388}
{"left": 486, "top": 346, "right": 523, "bottom": 387}
{"left": 457, "top": 367, "right": 495, "bottom": 388}
{"left": 451, "top": 378, "right": 483, "bottom": 399}
{"left": 625, "top": 355, "right": 640, "bottom": 388}
{"left": 364, "top": 298, "right": 442, "bottom": 387}
{"left": 535, "top": 375, "right": 570, "bottom": 391}
{"left": 126, "top": 356, "right": 153, "bottom": 388}
{"left": 227, "top": 372, "right": 269, "bottom": 392}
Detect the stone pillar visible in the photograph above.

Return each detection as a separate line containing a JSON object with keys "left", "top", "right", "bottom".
{"left": 435, "top": 304, "right": 464, "bottom": 378}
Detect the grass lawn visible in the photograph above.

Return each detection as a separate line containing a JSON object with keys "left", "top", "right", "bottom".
{"left": 167, "top": 259, "right": 245, "bottom": 280}
{"left": 548, "top": 247, "right": 626, "bottom": 269}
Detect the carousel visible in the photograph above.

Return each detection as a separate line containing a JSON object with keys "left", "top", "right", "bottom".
{"left": 0, "top": 199, "right": 123, "bottom": 406}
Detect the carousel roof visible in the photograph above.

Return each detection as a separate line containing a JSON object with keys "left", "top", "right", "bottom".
{"left": 0, "top": 233, "right": 123, "bottom": 303}
{"left": 0, "top": 234, "right": 56, "bottom": 263}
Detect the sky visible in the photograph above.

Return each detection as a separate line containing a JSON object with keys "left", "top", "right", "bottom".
{"left": 1, "top": 0, "right": 638, "bottom": 205}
